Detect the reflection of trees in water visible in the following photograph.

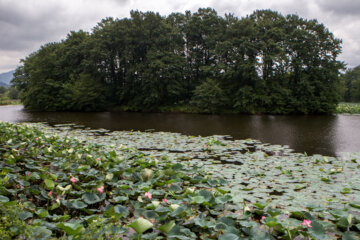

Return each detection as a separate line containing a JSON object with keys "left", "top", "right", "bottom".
{"left": 246, "top": 115, "right": 338, "bottom": 156}
{"left": 2, "top": 105, "right": 360, "bottom": 156}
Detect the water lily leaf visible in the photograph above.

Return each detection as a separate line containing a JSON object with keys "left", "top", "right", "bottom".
{"left": 50, "top": 203, "right": 60, "bottom": 211}
{"left": 217, "top": 217, "right": 236, "bottom": 227}
{"left": 169, "top": 184, "right": 182, "bottom": 192}
{"left": 113, "top": 196, "right": 128, "bottom": 202}
{"left": 155, "top": 206, "right": 170, "bottom": 213}
{"left": 57, "top": 222, "right": 84, "bottom": 236}
{"left": 82, "top": 192, "right": 102, "bottom": 204}
{"left": 342, "top": 231, "right": 359, "bottom": 240}
{"left": 308, "top": 221, "right": 326, "bottom": 239}
{"left": 191, "top": 196, "right": 206, "bottom": 204}
{"left": 350, "top": 202, "right": 360, "bottom": 209}
{"left": 106, "top": 173, "right": 114, "bottom": 181}
{"left": 159, "top": 220, "right": 175, "bottom": 233}
{"left": 49, "top": 214, "right": 70, "bottom": 222}
{"left": 330, "top": 209, "right": 348, "bottom": 219}
{"left": 172, "top": 163, "right": 183, "bottom": 171}
{"left": 341, "top": 188, "right": 351, "bottom": 194}
{"left": 216, "top": 188, "right": 229, "bottom": 195}
{"left": 36, "top": 209, "right": 49, "bottom": 218}
{"left": 44, "top": 179, "right": 55, "bottom": 189}
{"left": 219, "top": 233, "right": 239, "bottom": 240}
{"left": 29, "top": 226, "right": 52, "bottom": 240}
{"left": 18, "top": 211, "right": 33, "bottom": 220}
{"left": 128, "top": 217, "right": 154, "bottom": 234}
{"left": 198, "top": 189, "right": 213, "bottom": 201}
{"left": 105, "top": 205, "right": 129, "bottom": 218}
{"left": 0, "top": 195, "right": 9, "bottom": 203}
{"left": 194, "top": 218, "right": 215, "bottom": 229}
{"left": 337, "top": 217, "right": 351, "bottom": 229}
{"left": 253, "top": 202, "right": 268, "bottom": 210}
{"left": 70, "top": 200, "right": 87, "bottom": 209}
{"left": 215, "top": 222, "right": 228, "bottom": 230}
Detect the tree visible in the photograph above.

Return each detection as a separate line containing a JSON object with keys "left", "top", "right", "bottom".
{"left": 12, "top": 9, "right": 343, "bottom": 114}
{"left": 341, "top": 66, "right": 360, "bottom": 102}
{"left": 190, "top": 78, "right": 227, "bottom": 113}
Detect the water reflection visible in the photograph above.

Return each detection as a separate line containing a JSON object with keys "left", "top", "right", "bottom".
{"left": 1, "top": 105, "right": 360, "bottom": 156}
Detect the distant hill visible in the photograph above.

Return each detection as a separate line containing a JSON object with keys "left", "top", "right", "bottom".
{"left": 0, "top": 70, "right": 15, "bottom": 87}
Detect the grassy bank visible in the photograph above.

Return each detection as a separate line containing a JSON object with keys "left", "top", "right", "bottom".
{"left": 0, "top": 99, "right": 21, "bottom": 105}
{"left": 336, "top": 102, "right": 360, "bottom": 114}
{"left": 0, "top": 122, "right": 359, "bottom": 239}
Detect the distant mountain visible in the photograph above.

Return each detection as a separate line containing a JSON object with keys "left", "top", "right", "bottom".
{"left": 0, "top": 70, "right": 15, "bottom": 87}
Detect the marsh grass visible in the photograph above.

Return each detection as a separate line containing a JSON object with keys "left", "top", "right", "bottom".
{"left": 336, "top": 102, "right": 360, "bottom": 114}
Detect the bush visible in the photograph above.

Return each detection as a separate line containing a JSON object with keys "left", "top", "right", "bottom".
{"left": 190, "top": 78, "right": 228, "bottom": 113}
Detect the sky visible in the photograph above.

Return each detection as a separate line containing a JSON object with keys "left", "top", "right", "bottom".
{"left": 0, "top": 0, "right": 359, "bottom": 73}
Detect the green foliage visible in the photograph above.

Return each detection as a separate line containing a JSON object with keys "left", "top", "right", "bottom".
{"left": 340, "top": 65, "right": 360, "bottom": 102}
{"left": 12, "top": 9, "right": 343, "bottom": 114}
{"left": 336, "top": 102, "right": 360, "bottom": 114}
{"left": 1, "top": 121, "right": 360, "bottom": 239}
{"left": 0, "top": 203, "right": 29, "bottom": 239}
{"left": 191, "top": 78, "right": 228, "bottom": 113}
{"left": 0, "top": 86, "right": 6, "bottom": 94}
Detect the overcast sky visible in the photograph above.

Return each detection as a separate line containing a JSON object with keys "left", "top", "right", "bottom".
{"left": 1, "top": 0, "right": 359, "bottom": 73}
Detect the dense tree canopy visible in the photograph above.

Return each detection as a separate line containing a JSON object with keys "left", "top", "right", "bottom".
{"left": 340, "top": 65, "right": 360, "bottom": 102}
{"left": 12, "top": 9, "right": 344, "bottom": 113}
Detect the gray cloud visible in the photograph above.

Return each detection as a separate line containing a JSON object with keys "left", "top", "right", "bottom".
{"left": 318, "top": 0, "right": 360, "bottom": 16}
{"left": 0, "top": 0, "right": 359, "bottom": 72}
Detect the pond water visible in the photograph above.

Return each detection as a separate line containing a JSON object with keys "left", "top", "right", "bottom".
{"left": 1, "top": 105, "right": 360, "bottom": 156}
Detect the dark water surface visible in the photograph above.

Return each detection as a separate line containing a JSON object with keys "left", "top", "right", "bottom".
{"left": 1, "top": 105, "right": 360, "bottom": 156}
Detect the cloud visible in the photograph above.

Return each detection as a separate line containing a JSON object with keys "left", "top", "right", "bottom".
{"left": 0, "top": 0, "right": 359, "bottom": 72}
{"left": 318, "top": 0, "right": 360, "bottom": 16}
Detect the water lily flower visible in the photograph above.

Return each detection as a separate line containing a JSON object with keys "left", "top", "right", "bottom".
{"left": 163, "top": 198, "right": 168, "bottom": 203}
{"left": 261, "top": 216, "right": 266, "bottom": 220}
{"left": 35, "top": 137, "right": 38, "bottom": 141}
{"left": 48, "top": 191, "right": 52, "bottom": 197}
{"left": 170, "top": 204, "right": 179, "bottom": 210}
{"left": 70, "top": 177, "right": 77, "bottom": 183}
{"left": 27, "top": 172, "right": 31, "bottom": 176}
{"left": 96, "top": 157, "right": 101, "bottom": 161}
{"left": 97, "top": 186, "right": 104, "bottom": 194}
{"left": 203, "top": 144, "right": 207, "bottom": 148}
{"left": 144, "top": 192, "right": 152, "bottom": 200}
{"left": 301, "top": 219, "right": 312, "bottom": 228}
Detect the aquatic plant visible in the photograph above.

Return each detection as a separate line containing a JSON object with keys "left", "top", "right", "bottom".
{"left": 0, "top": 121, "right": 359, "bottom": 239}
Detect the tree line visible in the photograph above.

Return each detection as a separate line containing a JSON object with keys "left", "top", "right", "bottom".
{"left": 12, "top": 8, "right": 344, "bottom": 113}
{"left": 339, "top": 65, "right": 360, "bottom": 102}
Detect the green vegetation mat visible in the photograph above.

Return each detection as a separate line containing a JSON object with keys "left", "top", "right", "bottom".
{"left": 336, "top": 103, "right": 360, "bottom": 114}
{"left": 0, "top": 121, "right": 360, "bottom": 239}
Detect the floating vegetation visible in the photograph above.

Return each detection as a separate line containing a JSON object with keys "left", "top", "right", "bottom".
{"left": 0, "top": 121, "right": 360, "bottom": 239}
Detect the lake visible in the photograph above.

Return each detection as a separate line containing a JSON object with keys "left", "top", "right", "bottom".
{"left": 1, "top": 105, "right": 360, "bottom": 156}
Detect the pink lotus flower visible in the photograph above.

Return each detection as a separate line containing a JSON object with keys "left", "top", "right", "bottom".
{"left": 203, "top": 144, "right": 207, "bottom": 148}
{"left": 48, "top": 191, "right": 52, "bottom": 197}
{"left": 144, "top": 192, "right": 152, "bottom": 200}
{"left": 163, "top": 198, "right": 168, "bottom": 203}
{"left": 261, "top": 216, "right": 266, "bottom": 220}
{"left": 27, "top": 172, "right": 31, "bottom": 176}
{"left": 41, "top": 144, "right": 45, "bottom": 147}
{"left": 35, "top": 137, "right": 38, "bottom": 141}
{"left": 96, "top": 157, "right": 101, "bottom": 161}
{"left": 97, "top": 186, "right": 104, "bottom": 194}
{"left": 302, "top": 219, "right": 312, "bottom": 228}
{"left": 70, "top": 177, "right": 77, "bottom": 183}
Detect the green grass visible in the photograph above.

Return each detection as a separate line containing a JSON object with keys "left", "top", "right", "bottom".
{"left": 0, "top": 98, "right": 21, "bottom": 105}
{"left": 336, "top": 102, "right": 360, "bottom": 114}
